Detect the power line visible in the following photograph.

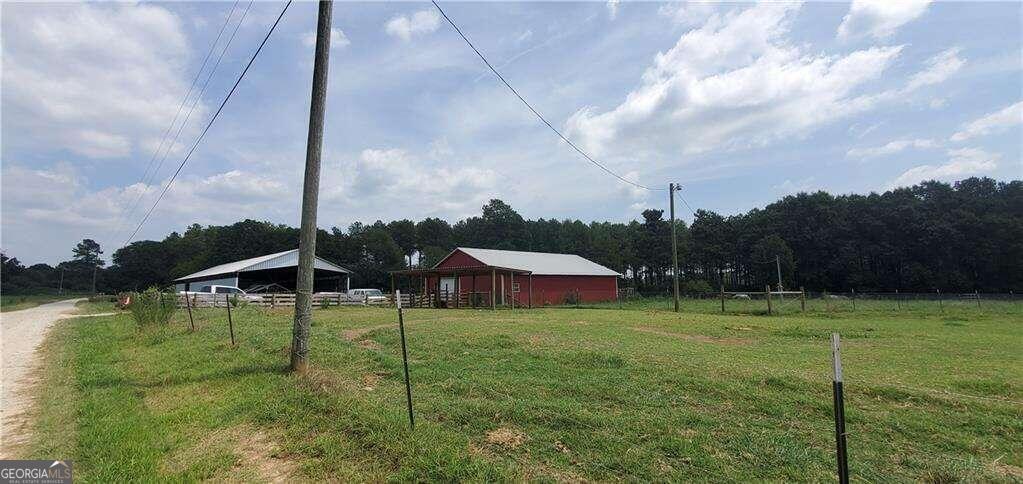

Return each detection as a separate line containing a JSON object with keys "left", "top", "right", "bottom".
{"left": 431, "top": 0, "right": 665, "bottom": 192}
{"left": 122, "top": 0, "right": 293, "bottom": 247}
{"left": 120, "top": 1, "right": 252, "bottom": 242}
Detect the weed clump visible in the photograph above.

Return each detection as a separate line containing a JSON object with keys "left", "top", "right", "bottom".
{"left": 128, "top": 287, "right": 177, "bottom": 328}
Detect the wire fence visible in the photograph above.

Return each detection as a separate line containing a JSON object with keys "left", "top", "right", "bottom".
{"left": 597, "top": 290, "right": 1023, "bottom": 315}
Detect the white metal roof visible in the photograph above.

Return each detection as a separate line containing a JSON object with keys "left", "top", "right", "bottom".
{"left": 445, "top": 247, "right": 621, "bottom": 277}
{"left": 175, "top": 249, "right": 350, "bottom": 281}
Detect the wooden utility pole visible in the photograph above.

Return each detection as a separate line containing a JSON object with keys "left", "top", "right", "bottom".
{"left": 775, "top": 254, "right": 783, "bottom": 300}
{"left": 92, "top": 265, "right": 98, "bottom": 294}
{"left": 291, "top": 0, "right": 333, "bottom": 373}
{"left": 669, "top": 183, "right": 680, "bottom": 313}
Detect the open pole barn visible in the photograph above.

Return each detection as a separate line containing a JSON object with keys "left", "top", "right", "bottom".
{"left": 173, "top": 249, "right": 352, "bottom": 293}
{"left": 391, "top": 247, "right": 621, "bottom": 308}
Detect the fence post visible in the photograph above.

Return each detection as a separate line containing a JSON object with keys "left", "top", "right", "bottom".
{"left": 896, "top": 289, "right": 901, "bottom": 310}
{"left": 185, "top": 293, "right": 195, "bottom": 332}
{"left": 225, "top": 294, "right": 235, "bottom": 346}
{"left": 801, "top": 287, "right": 806, "bottom": 312}
{"left": 937, "top": 289, "right": 943, "bottom": 312}
{"left": 765, "top": 285, "right": 772, "bottom": 315}
{"left": 831, "top": 333, "right": 850, "bottom": 484}
{"left": 975, "top": 290, "right": 981, "bottom": 309}
{"left": 720, "top": 282, "right": 725, "bottom": 313}
{"left": 395, "top": 290, "right": 414, "bottom": 430}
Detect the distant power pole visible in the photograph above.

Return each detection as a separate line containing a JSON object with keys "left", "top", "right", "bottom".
{"left": 669, "top": 183, "right": 680, "bottom": 313}
{"left": 58, "top": 268, "right": 64, "bottom": 295}
{"left": 775, "top": 254, "right": 783, "bottom": 301}
{"left": 92, "top": 265, "right": 98, "bottom": 294}
{"left": 291, "top": 0, "right": 333, "bottom": 374}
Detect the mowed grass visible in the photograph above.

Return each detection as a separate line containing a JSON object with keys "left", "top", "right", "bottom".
{"left": 24, "top": 302, "right": 1022, "bottom": 482}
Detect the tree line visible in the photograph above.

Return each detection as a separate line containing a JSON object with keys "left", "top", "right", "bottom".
{"left": 2, "top": 177, "right": 1020, "bottom": 295}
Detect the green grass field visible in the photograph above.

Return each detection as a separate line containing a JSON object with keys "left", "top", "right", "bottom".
{"left": 22, "top": 302, "right": 1022, "bottom": 481}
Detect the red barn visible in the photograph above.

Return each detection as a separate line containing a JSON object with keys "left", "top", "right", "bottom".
{"left": 392, "top": 247, "right": 621, "bottom": 308}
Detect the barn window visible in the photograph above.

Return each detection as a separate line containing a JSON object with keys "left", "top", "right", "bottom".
{"left": 512, "top": 282, "right": 520, "bottom": 292}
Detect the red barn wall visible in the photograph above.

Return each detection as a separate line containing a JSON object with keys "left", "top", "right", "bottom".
{"left": 419, "top": 273, "right": 617, "bottom": 306}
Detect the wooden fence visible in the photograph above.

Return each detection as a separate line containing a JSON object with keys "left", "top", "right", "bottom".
{"left": 177, "top": 292, "right": 375, "bottom": 309}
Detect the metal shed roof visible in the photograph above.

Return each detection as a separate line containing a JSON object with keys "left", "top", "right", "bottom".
{"left": 175, "top": 249, "right": 350, "bottom": 281}
{"left": 441, "top": 247, "right": 621, "bottom": 277}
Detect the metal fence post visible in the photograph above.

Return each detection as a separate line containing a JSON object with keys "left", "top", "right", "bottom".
{"left": 765, "top": 285, "right": 772, "bottom": 315}
{"left": 831, "top": 333, "right": 850, "bottom": 484}
{"left": 975, "top": 290, "right": 981, "bottom": 309}
{"left": 185, "top": 293, "right": 195, "bottom": 332}
{"left": 226, "top": 293, "right": 235, "bottom": 346}
{"left": 396, "top": 290, "right": 414, "bottom": 430}
{"left": 801, "top": 286, "right": 806, "bottom": 312}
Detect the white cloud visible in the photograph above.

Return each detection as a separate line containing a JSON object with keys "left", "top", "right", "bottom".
{"left": 906, "top": 47, "right": 965, "bottom": 91}
{"left": 1, "top": 3, "right": 201, "bottom": 160}
{"left": 950, "top": 101, "right": 1023, "bottom": 142}
{"left": 657, "top": 2, "right": 717, "bottom": 27}
{"left": 837, "top": 0, "right": 931, "bottom": 40}
{"left": 607, "top": 0, "right": 620, "bottom": 20}
{"left": 774, "top": 177, "right": 817, "bottom": 195}
{"left": 847, "top": 138, "right": 939, "bottom": 160}
{"left": 564, "top": 3, "right": 904, "bottom": 159}
{"left": 322, "top": 148, "right": 498, "bottom": 216}
{"left": 929, "top": 98, "right": 948, "bottom": 109}
{"left": 385, "top": 9, "right": 440, "bottom": 41}
{"left": 301, "top": 28, "right": 350, "bottom": 49}
{"left": 0, "top": 160, "right": 303, "bottom": 262}
{"left": 888, "top": 148, "right": 999, "bottom": 188}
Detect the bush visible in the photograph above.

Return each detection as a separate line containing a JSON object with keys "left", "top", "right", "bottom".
{"left": 128, "top": 287, "right": 177, "bottom": 328}
{"left": 683, "top": 280, "right": 713, "bottom": 295}
{"left": 562, "top": 289, "right": 582, "bottom": 305}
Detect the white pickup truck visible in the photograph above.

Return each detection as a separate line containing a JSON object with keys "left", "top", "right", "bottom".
{"left": 179, "top": 285, "right": 261, "bottom": 302}
{"left": 347, "top": 288, "right": 388, "bottom": 304}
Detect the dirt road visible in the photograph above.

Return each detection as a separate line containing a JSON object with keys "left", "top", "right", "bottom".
{"left": 0, "top": 298, "right": 87, "bottom": 457}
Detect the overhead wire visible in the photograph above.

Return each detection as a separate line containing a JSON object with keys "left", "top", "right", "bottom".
{"left": 115, "top": 0, "right": 241, "bottom": 237}
{"left": 122, "top": 0, "right": 293, "bottom": 246}
{"left": 430, "top": 0, "right": 665, "bottom": 192}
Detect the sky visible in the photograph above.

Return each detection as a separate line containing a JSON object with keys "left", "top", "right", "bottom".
{"left": 2, "top": 0, "right": 1021, "bottom": 265}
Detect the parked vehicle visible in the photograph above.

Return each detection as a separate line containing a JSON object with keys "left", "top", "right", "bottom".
{"left": 347, "top": 288, "right": 388, "bottom": 304}
{"left": 179, "top": 285, "right": 261, "bottom": 302}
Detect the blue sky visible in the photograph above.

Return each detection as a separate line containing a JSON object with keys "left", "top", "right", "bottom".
{"left": 2, "top": 1, "right": 1021, "bottom": 265}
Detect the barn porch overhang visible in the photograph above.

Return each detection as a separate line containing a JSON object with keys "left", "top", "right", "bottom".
{"left": 389, "top": 265, "right": 534, "bottom": 309}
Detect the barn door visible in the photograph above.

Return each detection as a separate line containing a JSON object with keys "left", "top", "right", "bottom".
{"left": 439, "top": 277, "right": 456, "bottom": 301}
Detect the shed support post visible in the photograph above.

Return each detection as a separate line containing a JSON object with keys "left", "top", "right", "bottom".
{"left": 491, "top": 269, "right": 496, "bottom": 310}
{"left": 528, "top": 273, "right": 533, "bottom": 309}
{"left": 510, "top": 272, "right": 515, "bottom": 310}
{"left": 454, "top": 273, "right": 460, "bottom": 309}
{"left": 472, "top": 274, "right": 477, "bottom": 308}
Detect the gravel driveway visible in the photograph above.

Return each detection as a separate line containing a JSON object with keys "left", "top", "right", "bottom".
{"left": 0, "top": 298, "right": 88, "bottom": 457}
